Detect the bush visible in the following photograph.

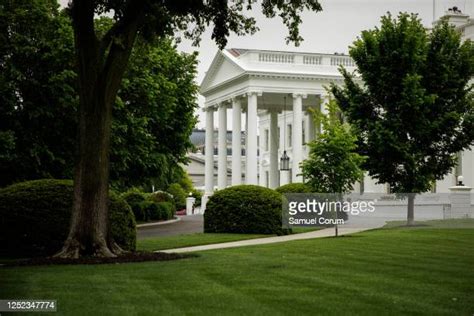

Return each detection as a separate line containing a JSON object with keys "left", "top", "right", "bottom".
{"left": 141, "top": 200, "right": 160, "bottom": 221}
{"left": 149, "top": 190, "right": 174, "bottom": 203}
{"left": 167, "top": 183, "right": 187, "bottom": 210}
{"left": 140, "top": 200, "right": 175, "bottom": 221}
{"left": 0, "top": 179, "right": 136, "bottom": 257}
{"left": 204, "top": 185, "right": 286, "bottom": 235}
{"left": 121, "top": 189, "right": 149, "bottom": 221}
{"left": 158, "top": 202, "right": 176, "bottom": 219}
{"left": 276, "top": 183, "right": 313, "bottom": 194}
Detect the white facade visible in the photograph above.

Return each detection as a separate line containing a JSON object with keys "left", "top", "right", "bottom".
{"left": 200, "top": 9, "right": 474, "bottom": 209}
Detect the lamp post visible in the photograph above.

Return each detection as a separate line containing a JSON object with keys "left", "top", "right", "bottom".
{"left": 280, "top": 150, "right": 290, "bottom": 171}
{"left": 280, "top": 96, "right": 290, "bottom": 171}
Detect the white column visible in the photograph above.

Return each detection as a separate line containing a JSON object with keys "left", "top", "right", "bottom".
{"left": 258, "top": 123, "right": 265, "bottom": 186}
{"left": 202, "top": 107, "right": 215, "bottom": 210}
{"left": 269, "top": 110, "right": 279, "bottom": 188}
{"left": 307, "top": 110, "right": 316, "bottom": 142}
{"left": 320, "top": 93, "right": 329, "bottom": 115}
{"left": 292, "top": 93, "right": 305, "bottom": 182}
{"left": 231, "top": 98, "right": 242, "bottom": 186}
{"left": 320, "top": 93, "right": 329, "bottom": 134}
{"left": 218, "top": 103, "right": 227, "bottom": 189}
{"left": 246, "top": 92, "right": 259, "bottom": 184}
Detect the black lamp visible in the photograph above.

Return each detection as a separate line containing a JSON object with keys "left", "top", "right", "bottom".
{"left": 280, "top": 150, "right": 290, "bottom": 171}
{"left": 280, "top": 96, "right": 290, "bottom": 171}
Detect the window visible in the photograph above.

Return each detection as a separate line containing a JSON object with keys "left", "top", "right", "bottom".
{"left": 287, "top": 124, "right": 292, "bottom": 147}
{"left": 265, "top": 171, "right": 269, "bottom": 187}
{"left": 264, "top": 129, "right": 269, "bottom": 151}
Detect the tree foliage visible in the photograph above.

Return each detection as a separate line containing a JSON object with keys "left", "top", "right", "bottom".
{"left": 110, "top": 34, "right": 199, "bottom": 190}
{"left": 331, "top": 13, "right": 474, "bottom": 225}
{"left": 0, "top": 0, "right": 77, "bottom": 186}
{"left": 0, "top": 4, "right": 198, "bottom": 190}
{"left": 300, "top": 98, "right": 365, "bottom": 194}
{"left": 332, "top": 13, "right": 474, "bottom": 194}
{"left": 60, "top": 0, "right": 322, "bottom": 257}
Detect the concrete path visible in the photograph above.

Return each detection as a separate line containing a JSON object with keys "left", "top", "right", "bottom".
{"left": 137, "top": 214, "right": 203, "bottom": 239}
{"left": 159, "top": 226, "right": 379, "bottom": 254}
{"left": 136, "top": 217, "right": 181, "bottom": 228}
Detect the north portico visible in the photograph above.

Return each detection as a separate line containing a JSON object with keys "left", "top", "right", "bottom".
{"left": 200, "top": 43, "right": 474, "bottom": 210}
{"left": 199, "top": 48, "right": 358, "bottom": 209}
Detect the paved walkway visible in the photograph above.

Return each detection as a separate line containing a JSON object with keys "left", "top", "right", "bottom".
{"left": 137, "top": 214, "right": 203, "bottom": 239}
{"left": 159, "top": 225, "right": 379, "bottom": 253}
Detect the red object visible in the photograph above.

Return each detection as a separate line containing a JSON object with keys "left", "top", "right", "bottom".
{"left": 175, "top": 209, "right": 186, "bottom": 216}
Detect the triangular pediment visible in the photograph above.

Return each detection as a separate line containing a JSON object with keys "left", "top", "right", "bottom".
{"left": 200, "top": 51, "right": 245, "bottom": 94}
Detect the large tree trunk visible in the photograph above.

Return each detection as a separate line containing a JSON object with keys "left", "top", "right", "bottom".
{"left": 55, "top": 82, "right": 115, "bottom": 258}
{"left": 55, "top": 0, "right": 141, "bottom": 258}
{"left": 407, "top": 193, "right": 415, "bottom": 226}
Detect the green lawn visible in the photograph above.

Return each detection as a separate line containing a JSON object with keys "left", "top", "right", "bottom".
{"left": 137, "top": 233, "right": 268, "bottom": 251}
{"left": 137, "top": 228, "right": 319, "bottom": 251}
{"left": 384, "top": 218, "right": 474, "bottom": 229}
{"left": 1, "top": 226, "right": 474, "bottom": 315}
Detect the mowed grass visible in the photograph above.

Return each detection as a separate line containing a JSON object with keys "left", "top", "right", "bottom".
{"left": 137, "top": 233, "right": 268, "bottom": 251}
{"left": 137, "top": 228, "right": 319, "bottom": 251}
{"left": 1, "top": 227, "right": 474, "bottom": 315}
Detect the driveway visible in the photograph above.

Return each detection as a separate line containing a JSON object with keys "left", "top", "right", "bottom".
{"left": 137, "top": 214, "right": 204, "bottom": 239}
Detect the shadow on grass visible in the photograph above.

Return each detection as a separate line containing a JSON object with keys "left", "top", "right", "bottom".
{"left": 1, "top": 251, "right": 198, "bottom": 267}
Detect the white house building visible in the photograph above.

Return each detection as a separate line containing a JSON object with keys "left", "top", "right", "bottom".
{"left": 199, "top": 8, "right": 474, "bottom": 210}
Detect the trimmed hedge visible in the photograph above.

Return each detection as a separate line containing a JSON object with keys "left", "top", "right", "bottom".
{"left": 144, "top": 201, "right": 175, "bottom": 221}
{"left": 204, "top": 185, "right": 286, "bottom": 235}
{"left": 159, "top": 202, "right": 176, "bottom": 220}
{"left": 276, "top": 183, "right": 313, "bottom": 194}
{"left": 167, "top": 183, "right": 187, "bottom": 210}
{"left": 121, "top": 190, "right": 149, "bottom": 221}
{"left": 149, "top": 190, "right": 174, "bottom": 204}
{"left": 0, "top": 179, "right": 136, "bottom": 257}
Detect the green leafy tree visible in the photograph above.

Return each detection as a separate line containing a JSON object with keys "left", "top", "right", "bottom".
{"left": 111, "top": 35, "right": 199, "bottom": 190}
{"left": 300, "top": 97, "right": 365, "bottom": 236}
{"left": 56, "top": 0, "right": 322, "bottom": 258}
{"left": 0, "top": 0, "right": 77, "bottom": 186}
{"left": 331, "top": 13, "right": 474, "bottom": 225}
{"left": 0, "top": 7, "right": 197, "bottom": 192}
{"left": 301, "top": 97, "right": 365, "bottom": 194}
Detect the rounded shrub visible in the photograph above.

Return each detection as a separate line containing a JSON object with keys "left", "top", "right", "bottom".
{"left": 121, "top": 190, "right": 149, "bottom": 221}
{"left": 140, "top": 200, "right": 176, "bottom": 221}
{"left": 0, "top": 179, "right": 136, "bottom": 257}
{"left": 148, "top": 191, "right": 174, "bottom": 203}
{"left": 141, "top": 200, "right": 159, "bottom": 221}
{"left": 167, "top": 183, "right": 187, "bottom": 210}
{"left": 204, "top": 185, "right": 285, "bottom": 235}
{"left": 149, "top": 190, "right": 174, "bottom": 203}
{"left": 276, "top": 183, "right": 313, "bottom": 194}
{"left": 158, "top": 201, "right": 176, "bottom": 219}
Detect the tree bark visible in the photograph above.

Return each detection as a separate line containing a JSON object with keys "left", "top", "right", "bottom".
{"left": 407, "top": 193, "right": 415, "bottom": 226}
{"left": 55, "top": 0, "right": 142, "bottom": 258}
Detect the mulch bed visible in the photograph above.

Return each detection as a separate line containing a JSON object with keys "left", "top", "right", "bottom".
{"left": 2, "top": 251, "right": 197, "bottom": 267}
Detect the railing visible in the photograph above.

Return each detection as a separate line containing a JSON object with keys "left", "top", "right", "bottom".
{"left": 258, "top": 53, "right": 294, "bottom": 63}
{"left": 256, "top": 52, "right": 355, "bottom": 67}
{"left": 303, "top": 55, "right": 322, "bottom": 65}
{"left": 330, "top": 56, "right": 355, "bottom": 67}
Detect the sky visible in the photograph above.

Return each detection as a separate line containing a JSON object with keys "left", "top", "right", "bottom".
{"left": 60, "top": 0, "right": 473, "bottom": 128}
